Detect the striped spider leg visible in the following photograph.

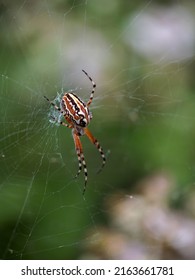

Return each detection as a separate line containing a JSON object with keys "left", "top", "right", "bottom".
{"left": 44, "top": 70, "right": 106, "bottom": 194}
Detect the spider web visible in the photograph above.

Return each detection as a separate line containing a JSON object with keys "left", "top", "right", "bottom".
{"left": 1, "top": 0, "right": 195, "bottom": 260}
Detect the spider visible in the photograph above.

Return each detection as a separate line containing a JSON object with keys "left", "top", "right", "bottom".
{"left": 44, "top": 70, "right": 106, "bottom": 194}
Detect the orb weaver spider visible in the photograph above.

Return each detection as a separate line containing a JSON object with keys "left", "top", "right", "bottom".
{"left": 44, "top": 70, "right": 106, "bottom": 194}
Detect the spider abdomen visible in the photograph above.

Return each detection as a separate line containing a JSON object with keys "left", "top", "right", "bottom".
{"left": 61, "top": 92, "right": 92, "bottom": 127}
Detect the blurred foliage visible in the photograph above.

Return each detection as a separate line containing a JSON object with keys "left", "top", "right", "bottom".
{"left": 0, "top": 0, "right": 195, "bottom": 260}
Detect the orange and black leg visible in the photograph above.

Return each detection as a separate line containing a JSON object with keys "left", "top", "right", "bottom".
{"left": 84, "top": 127, "right": 106, "bottom": 172}
{"left": 72, "top": 132, "right": 88, "bottom": 194}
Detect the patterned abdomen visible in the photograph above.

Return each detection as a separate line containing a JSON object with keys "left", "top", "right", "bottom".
{"left": 61, "top": 93, "right": 92, "bottom": 127}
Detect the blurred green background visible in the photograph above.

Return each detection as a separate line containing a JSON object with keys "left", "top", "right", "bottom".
{"left": 1, "top": 0, "right": 195, "bottom": 260}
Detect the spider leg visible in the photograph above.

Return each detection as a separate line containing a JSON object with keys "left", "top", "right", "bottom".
{"left": 50, "top": 116, "right": 72, "bottom": 128}
{"left": 75, "top": 149, "right": 82, "bottom": 178}
{"left": 72, "top": 131, "right": 88, "bottom": 194}
{"left": 44, "top": 96, "right": 73, "bottom": 128}
{"left": 84, "top": 127, "right": 106, "bottom": 172}
{"left": 44, "top": 95, "right": 65, "bottom": 114}
{"left": 82, "top": 70, "right": 96, "bottom": 107}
